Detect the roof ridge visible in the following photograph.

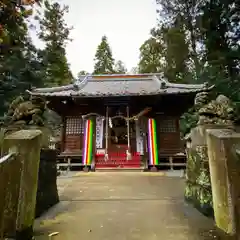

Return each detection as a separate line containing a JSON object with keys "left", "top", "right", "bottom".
{"left": 165, "top": 82, "right": 210, "bottom": 89}
{"left": 90, "top": 77, "right": 154, "bottom": 82}
{"left": 152, "top": 75, "right": 169, "bottom": 89}
{"left": 74, "top": 74, "right": 92, "bottom": 90}
{"left": 28, "top": 84, "right": 75, "bottom": 93}
{"left": 78, "top": 73, "right": 160, "bottom": 77}
{"left": 153, "top": 75, "right": 212, "bottom": 89}
{"left": 76, "top": 75, "right": 155, "bottom": 83}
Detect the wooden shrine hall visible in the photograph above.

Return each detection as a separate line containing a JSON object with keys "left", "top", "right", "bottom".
{"left": 28, "top": 73, "right": 213, "bottom": 171}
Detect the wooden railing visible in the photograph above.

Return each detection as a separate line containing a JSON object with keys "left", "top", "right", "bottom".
{"left": 0, "top": 130, "right": 42, "bottom": 240}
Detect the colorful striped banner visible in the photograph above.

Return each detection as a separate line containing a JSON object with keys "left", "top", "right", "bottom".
{"left": 148, "top": 118, "right": 159, "bottom": 165}
{"left": 83, "top": 119, "right": 94, "bottom": 165}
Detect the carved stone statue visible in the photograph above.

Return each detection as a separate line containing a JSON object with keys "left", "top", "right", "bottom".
{"left": 5, "top": 95, "right": 46, "bottom": 127}
{"left": 4, "top": 95, "right": 54, "bottom": 148}
{"left": 193, "top": 91, "right": 236, "bottom": 126}
{"left": 194, "top": 91, "right": 209, "bottom": 110}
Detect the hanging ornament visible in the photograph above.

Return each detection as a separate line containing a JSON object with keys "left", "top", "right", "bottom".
{"left": 109, "top": 117, "right": 113, "bottom": 128}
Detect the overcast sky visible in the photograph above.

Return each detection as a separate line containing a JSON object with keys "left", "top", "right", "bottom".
{"left": 31, "top": 0, "right": 158, "bottom": 77}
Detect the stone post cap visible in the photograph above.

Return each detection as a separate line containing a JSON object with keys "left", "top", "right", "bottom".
{"left": 206, "top": 129, "right": 240, "bottom": 139}
{"left": 5, "top": 129, "right": 42, "bottom": 140}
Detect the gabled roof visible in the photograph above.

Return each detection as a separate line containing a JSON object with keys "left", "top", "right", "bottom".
{"left": 27, "top": 73, "right": 213, "bottom": 98}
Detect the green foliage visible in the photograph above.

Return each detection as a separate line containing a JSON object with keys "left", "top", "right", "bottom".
{"left": 156, "top": 0, "right": 204, "bottom": 80}
{"left": 162, "top": 26, "right": 190, "bottom": 82}
{"left": 93, "top": 35, "right": 115, "bottom": 74}
{"left": 0, "top": 0, "right": 41, "bottom": 44}
{"left": 0, "top": 0, "right": 43, "bottom": 116}
{"left": 138, "top": 25, "right": 191, "bottom": 83}
{"left": 185, "top": 146, "right": 213, "bottom": 216}
{"left": 200, "top": 0, "right": 240, "bottom": 103}
{"left": 130, "top": 67, "right": 139, "bottom": 74}
{"left": 155, "top": 0, "right": 240, "bottom": 91}
{"left": 151, "top": 0, "right": 240, "bottom": 134}
{"left": 38, "top": 0, "right": 73, "bottom": 86}
{"left": 114, "top": 60, "right": 127, "bottom": 74}
{"left": 77, "top": 70, "right": 89, "bottom": 78}
{"left": 43, "top": 109, "right": 61, "bottom": 137}
{"left": 180, "top": 108, "right": 198, "bottom": 136}
{"left": 138, "top": 37, "right": 163, "bottom": 74}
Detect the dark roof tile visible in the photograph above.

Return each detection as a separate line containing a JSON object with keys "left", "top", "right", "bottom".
{"left": 27, "top": 74, "right": 213, "bottom": 97}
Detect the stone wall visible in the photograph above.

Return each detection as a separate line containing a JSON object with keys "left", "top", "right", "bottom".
{"left": 185, "top": 126, "right": 213, "bottom": 217}
{"left": 35, "top": 149, "right": 59, "bottom": 218}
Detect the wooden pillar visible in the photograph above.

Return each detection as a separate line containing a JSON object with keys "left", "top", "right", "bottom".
{"left": 135, "top": 119, "right": 139, "bottom": 153}
{"left": 135, "top": 118, "right": 143, "bottom": 154}
{"left": 61, "top": 116, "right": 66, "bottom": 152}
{"left": 126, "top": 106, "right": 130, "bottom": 150}
{"left": 126, "top": 106, "right": 131, "bottom": 160}
{"left": 105, "top": 106, "right": 109, "bottom": 160}
{"left": 144, "top": 117, "right": 149, "bottom": 165}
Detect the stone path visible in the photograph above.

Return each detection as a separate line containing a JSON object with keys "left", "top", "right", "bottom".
{"left": 34, "top": 172, "right": 220, "bottom": 240}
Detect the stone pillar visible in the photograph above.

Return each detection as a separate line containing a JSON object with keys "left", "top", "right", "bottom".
{"left": 2, "top": 130, "right": 42, "bottom": 239}
{"left": 185, "top": 124, "right": 234, "bottom": 217}
{"left": 206, "top": 129, "right": 240, "bottom": 237}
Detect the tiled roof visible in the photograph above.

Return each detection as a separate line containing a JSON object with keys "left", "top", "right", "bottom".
{"left": 27, "top": 74, "right": 213, "bottom": 98}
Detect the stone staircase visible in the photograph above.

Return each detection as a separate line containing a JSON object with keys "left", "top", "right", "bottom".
{"left": 95, "top": 152, "right": 142, "bottom": 170}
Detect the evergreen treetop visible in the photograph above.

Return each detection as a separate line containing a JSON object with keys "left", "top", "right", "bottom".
{"left": 38, "top": 0, "right": 73, "bottom": 87}
{"left": 114, "top": 60, "right": 127, "bottom": 74}
{"left": 93, "top": 35, "right": 115, "bottom": 74}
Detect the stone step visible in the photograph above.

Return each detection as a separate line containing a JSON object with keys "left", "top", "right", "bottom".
{"left": 95, "top": 165, "right": 141, "bottom": 168}
{"left": 95, "top": 167, "right": 145, "bottom": 172}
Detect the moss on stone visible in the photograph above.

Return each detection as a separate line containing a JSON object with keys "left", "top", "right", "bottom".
{"left": 185, "top": 147, "right": 213, "bottom": 217}
{"left": 2, "top": 130, "right": 42, "bottom": 238}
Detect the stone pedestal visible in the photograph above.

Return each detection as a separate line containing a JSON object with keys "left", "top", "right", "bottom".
{"left": 150, "top": 166, "right": 158, "bottom": 172}
{"left": 35, "top": 149, "right": 59, "bottom": 218}
{"left": 83, "top": 166, "right": 89, "bottom": 172}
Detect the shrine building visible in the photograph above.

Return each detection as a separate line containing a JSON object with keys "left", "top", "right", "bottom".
{"left": 28, "top": 73, "right": 213, "bottom": 171}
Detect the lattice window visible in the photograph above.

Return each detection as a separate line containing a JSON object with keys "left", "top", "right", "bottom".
{"left": 65, "top": 117, "right": 84, "bottom": 135}
{"left": 160, "top": 119, "right": 176, "bottom": 132}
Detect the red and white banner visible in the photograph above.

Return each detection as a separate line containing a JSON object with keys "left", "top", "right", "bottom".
{"left": 95, "top": 117, "right": 104, "bottom": 149}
